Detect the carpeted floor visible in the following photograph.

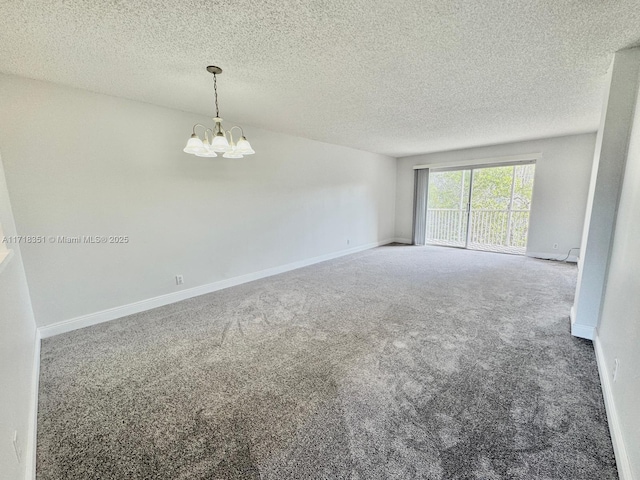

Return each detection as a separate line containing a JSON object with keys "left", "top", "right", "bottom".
{"left": 36, "top": 245, "right": 617, "bottom": 479}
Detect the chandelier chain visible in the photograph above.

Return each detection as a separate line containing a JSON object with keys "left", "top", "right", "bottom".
{"left": 213, "top": 73, "right": 220, "bottom": 118}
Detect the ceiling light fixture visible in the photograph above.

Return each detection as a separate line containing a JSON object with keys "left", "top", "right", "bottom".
{"left": 183, "top": 66, "right": 255, "bottom": 158}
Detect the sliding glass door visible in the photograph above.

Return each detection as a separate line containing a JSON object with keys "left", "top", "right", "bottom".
{"left": 426, "top": 169, "right": 471, "bottom": 247}
{"left": 425, "top": 163, "right": 535, "bottom": 255}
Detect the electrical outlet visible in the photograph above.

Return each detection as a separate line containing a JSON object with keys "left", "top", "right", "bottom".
{"left": 613, "top": 358, "right": 619, "bottom": 381}
{"left": 12, "top": 430, "right": 22, "bottom": 463}
{"left": 175, "top": 275, "right": 184, "bottom": 286}
{"left": 552, "top": 243, "right": 559, "bottom": 250}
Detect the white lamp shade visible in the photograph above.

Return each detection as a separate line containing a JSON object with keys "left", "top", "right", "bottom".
{"left": 211, "top": 133, "right": 231, "bottom": 152}
{"left": 183, "top": 135, "right": 205, "bottom": 154}
{"left": 195, "top": 150, "right": 218, "bottom": 157}
{"left": 236, "top": 137, "right": 255, "bottom": 154}
{"left": 223, "top": 145, "right": 244, "bottom": 158}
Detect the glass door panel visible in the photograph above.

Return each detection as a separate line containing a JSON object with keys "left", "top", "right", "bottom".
{"left": 467, "top": 164, "right": 535, "bottom": 254}
{"left": 425, "top": 169, "right": 471, "bottom": 247}
{"left": 468, "top": 165, "right": 513, "bottom": 251}
{"left": 509, "top": 164, "right": 536, "bottom": 249}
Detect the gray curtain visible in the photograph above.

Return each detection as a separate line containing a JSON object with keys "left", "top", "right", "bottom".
{"left": 412, "top": 168, "right": 429, "bottom": 245}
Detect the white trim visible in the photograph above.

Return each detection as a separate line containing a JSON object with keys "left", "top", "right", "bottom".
{"left": 38, "top": 239, "right": 394, "bottom": 338}
{"left": 569, "top": 305, "right": 596, "bottom": 340}
{"left": 412, "top": 152, "right": 542, "bottom": 170}
{"left": 594, "top": 335, "right": 633, "bottom": 480}
{"left": 0, "top": 248, "right": 14, "bottom": 275}
{"left": 571, "top": 322, "right": 595, "bottom": 340}
{"left": 25, "top": 329, "right": 40, "bottom": 480}
{"left": 526, "top": 251, "right": 579, "bottom": 263}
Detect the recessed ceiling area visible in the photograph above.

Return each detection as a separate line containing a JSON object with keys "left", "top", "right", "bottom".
{"left": 1, "top": 0, "right": 639, "bottom": 157}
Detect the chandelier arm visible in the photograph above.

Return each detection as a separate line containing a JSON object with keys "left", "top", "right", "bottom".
{"left": 192, "top": 123, "right": 209, "bottom": 136}
{"left": 228, "top": 125, "right": 245, "bottom": 137}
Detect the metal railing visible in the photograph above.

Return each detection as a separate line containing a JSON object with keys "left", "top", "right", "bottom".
{"left": 426, "top": 208, "right": 530, "bottom": 251}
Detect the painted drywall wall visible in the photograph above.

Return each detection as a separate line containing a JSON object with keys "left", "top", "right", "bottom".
{"left": 0, "top": 73, "right": 397, "bottom": 329}
{"left": 593, "top": 51, "right": 640, "bottom": 480}
{"left": 0, "top": 152, "right": 38, "bottom": 480}
{"left": 394, "top": 134, "right": 596, "bottom": 258}
{"left": 572, "top": 48, "right": 640, "bottom": 341}
{"left": 596, "top": 75, "right": 640, "bottom": 480}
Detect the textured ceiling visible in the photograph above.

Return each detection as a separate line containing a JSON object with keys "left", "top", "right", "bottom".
{"left": 1, "top": 1, "right": 639, "bottom": 157}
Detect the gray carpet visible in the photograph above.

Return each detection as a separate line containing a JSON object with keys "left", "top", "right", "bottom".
{"left": 37, "top": 245, "right": 617, "bottom": 479}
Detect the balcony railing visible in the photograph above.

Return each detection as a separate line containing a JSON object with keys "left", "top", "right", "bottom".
{"left": 425, "top": 208, "right": 530, "bottom": 254}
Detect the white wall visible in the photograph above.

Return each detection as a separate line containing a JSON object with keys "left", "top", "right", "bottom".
{"left": 394, "top": 134, "right": 596, "bottom": 258}
{"left": 572, "top": 48, "right": 640, "bottom": 341}
{"left": 591, "top": 49, "right": 640, "bottom": 480}
{"left": 0, "top": 151, "right": 38, "bottom": 480}
{"left": 0, "top": 74, "right": 397, "bottom": 330}
{"left": 596, "top": 76, "right": 640, "bottom": 480}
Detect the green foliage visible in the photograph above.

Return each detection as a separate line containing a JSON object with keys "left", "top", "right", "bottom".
{"left": 428, "top": 170, "right": 470, "bottom": 209}
{"left": 472, "top": 166, "right": 513, "bottom": 209}
{"left": 428, "top": 165, "right": 534, "bottom": 211}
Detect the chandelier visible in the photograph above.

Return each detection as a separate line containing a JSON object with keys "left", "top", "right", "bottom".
{"left": 183, "top": 66, "right": 255, "bottom": 158}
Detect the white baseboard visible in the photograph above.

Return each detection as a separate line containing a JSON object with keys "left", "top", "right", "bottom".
{"left": 571, "top": 321, "right": 595, "bottom": 340}
{"left": 594, "top": 335, "right": 633, "bottom": 480}
{"left": 38, "top": 239, "right": 394, "bottom": 338}
{"left": 526, "top": 251, "right": 579, "bottom": 263}
{"left": 392, "top": 238, "right": 413, "bottom": 244}
{"left": 25, "top": 329, "right": 41, "bottom": 480}
{"left": 569, "top": 305, "right": 596, "bottom": 340}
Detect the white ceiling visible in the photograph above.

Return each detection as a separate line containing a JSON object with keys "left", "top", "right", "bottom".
{"left": 1, "top": 1, "right": 639, "bottom": 157}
